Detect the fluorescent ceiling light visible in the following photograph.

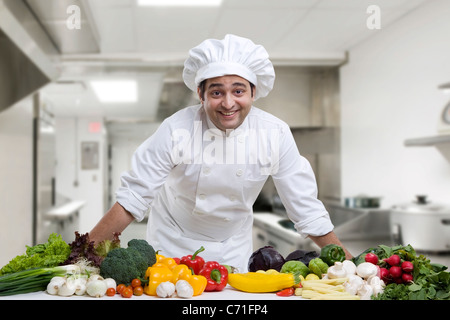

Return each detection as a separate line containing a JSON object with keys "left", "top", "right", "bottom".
{"left": 137, "top": 0, "right": 222, "bottom": 7}
{"left": 90, "top": 80, "right": 138, "bottom": 103}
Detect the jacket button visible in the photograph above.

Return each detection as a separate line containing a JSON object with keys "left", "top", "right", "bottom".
{"left": 198, "top": 194, "right": 206, "bottom": 200}
{"left": 203, "top": 167, "right": 211, "bottom": 175}
{"left": 236, "top": 169, "right": 243, "bottom": 176}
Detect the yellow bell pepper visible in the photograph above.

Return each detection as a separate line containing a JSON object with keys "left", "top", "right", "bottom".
{"left": 179, "top": 271, "right": 207, "bottom": 296}
{"left": 153, "top": 254, "right": 178, "bottom": 270}
{"left": 155, "top": 253, "right": 165, "bottom": 263}
{"left": 144, "top": 265, "right": 173, "bottom": 296}
{"left": 171, "top": 264, "right": 192, "bottom": 283}
{"left": 144, "top": 262, "right": 207, "bottom": 296}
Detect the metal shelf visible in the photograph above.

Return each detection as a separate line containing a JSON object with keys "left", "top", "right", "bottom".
{"left": 404, "top": 134, "right": 450, "bottom": 147}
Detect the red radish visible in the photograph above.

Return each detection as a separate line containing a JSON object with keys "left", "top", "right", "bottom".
{"left": 402, "top": 273, "right": 414, "bottom": 283}
{"left": 379, "top": 267, "right": 391, "bottom": 283}
{"left": 394, "top": 277, "right": 404, "bottom": 284}
{"left": 390, "top": 266, "right": 402, "bottom": 278}
{"left": 384, "top": 254, "right": 400, "bottom": 266}
{"left": 401, "top": 261, "right": 414, "bottom": 273}
{"left": 365, "top": 253, "right": 379, "bottom": 265}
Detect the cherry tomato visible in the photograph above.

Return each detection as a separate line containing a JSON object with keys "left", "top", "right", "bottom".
{"left": 121, "top": 287, "right": 133, "bottom": 298}
{"left": 131, "top": 278, "right": 141, "bottom": 288}
{"left": 133, "top": 286, "right": 144, "bottom": 296}
{"left": 116, "top": 284, "right": 126, "bottom": 294}
{"left": 106, "top": 287, "right": 116, "bottom": 296}
{"left": 276, "top": 287, "right": 295, "bottom": 297}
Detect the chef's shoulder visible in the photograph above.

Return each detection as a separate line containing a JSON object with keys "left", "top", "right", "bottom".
{"left": 248, "top": 106, "right": 290, "bottom": 134}
{"left": 160, "top": 104, "right": 202, "bottom": 130}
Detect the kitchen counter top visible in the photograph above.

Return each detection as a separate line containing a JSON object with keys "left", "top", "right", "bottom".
{"left": 2, "top": 285, "right": 304, "bottom": 301}
{"left": 46, "top": 200, "right": 85, "bottom": 220}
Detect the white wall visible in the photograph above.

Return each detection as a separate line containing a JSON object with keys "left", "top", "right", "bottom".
{"left": 0, "top": 98, "right": 33, "bottom": 266}
{"left": 340, "top": 0, "right": 450, "bottom": 208}
{"left": 55, "top": 117, "right": 108, "bottom": 234}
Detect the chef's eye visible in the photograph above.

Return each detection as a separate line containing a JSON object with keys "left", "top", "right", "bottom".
{"left": 211, "top": 91, "right": 222, "bottom": 97}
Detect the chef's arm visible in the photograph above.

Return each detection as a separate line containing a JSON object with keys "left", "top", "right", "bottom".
{"left": 308, "top": 231, "right": 353, "bottom": 259}
{"left": 89, "top": 202, "right": 135, "bottom": 244}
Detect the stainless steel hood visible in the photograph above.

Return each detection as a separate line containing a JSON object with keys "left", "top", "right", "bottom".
{"left": 0, "top": 0, "right": 100, "bottom": 113}
{"left": 0, "top": 0, "right": 59, "bottom": 113}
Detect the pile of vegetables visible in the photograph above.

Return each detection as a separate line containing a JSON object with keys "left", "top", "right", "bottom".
{"left": 143, "top": 247, "right": 230, "bottom": 299}
{"left": 242, "top": 243, "right": 450, "bottom": 300}
{"left": 2, "top": 231, "right": 450, "bottom": 301}
{"left": 353, "top": 244, "right": 450, "bottom": 300}
{"left": 235, "top": 244, "right": 385, "bottom": 299}
{"left": 230, "top": 245, "right": 348, "bottom": 297}
{"left": 0, "top": 231, "right": 155, "bottom": 298}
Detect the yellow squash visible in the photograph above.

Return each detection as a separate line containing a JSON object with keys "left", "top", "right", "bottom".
{"left": 228, "top": 272, "right": 300, "bottom": 293}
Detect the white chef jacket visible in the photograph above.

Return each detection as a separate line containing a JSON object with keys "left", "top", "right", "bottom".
{"left": 116, "top": 104, "right": 333, "bottom": 272}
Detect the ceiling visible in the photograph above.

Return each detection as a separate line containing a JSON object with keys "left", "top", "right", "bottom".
{"left": 24, "top": 0, "right": 428, "bottom": 125}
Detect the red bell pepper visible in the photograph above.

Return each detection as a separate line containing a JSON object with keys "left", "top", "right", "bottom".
{"left": 180, "top": 246, "right": 205, "bottom": 274}
{"left": 199, "top": 261, "right": 228, "bottom": 291}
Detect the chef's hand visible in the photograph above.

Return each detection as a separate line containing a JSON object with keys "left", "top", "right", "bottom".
{"left": 309, "top": 231, "right": 353, "bottom": 259}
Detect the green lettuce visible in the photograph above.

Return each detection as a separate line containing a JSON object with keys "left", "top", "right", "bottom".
{"left": 0, "top": 233, "right": 71, "bottom": 276}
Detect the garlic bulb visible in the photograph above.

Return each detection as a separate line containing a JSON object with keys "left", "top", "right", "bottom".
{"left": 175, "top": 280, "right": 194, "bottom": 298}
{"left": 156, "top": 281, "right": 176, "bottom": 298}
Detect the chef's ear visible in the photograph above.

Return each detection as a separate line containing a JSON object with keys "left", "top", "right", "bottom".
{"left": 197, "top": 87, "right": 204, "bottom": 104}
{"left": 251, "top": 83, "right": 256, "bottom": 101}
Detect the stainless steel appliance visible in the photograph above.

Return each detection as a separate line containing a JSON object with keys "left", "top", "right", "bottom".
{"left": 390, "top": 196, "right": 450, "bottom": 252}
{"left": 32, "top": 93, "right": 58, "bottom": 245}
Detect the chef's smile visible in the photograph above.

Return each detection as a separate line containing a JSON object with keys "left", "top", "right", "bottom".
{"left": 219, "top": 109, "right": 238, "bottom": 119}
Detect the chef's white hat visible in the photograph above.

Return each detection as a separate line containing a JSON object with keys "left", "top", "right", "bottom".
{"left": 183, "top": 34, "right": 275, "bottom": 100}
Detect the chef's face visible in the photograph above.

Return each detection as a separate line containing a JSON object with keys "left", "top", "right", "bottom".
{"left": 198, "top": 75, "right": 255, "bottom": 132}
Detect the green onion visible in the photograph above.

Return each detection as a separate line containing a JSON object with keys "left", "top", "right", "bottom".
{"left": 0, "top": 266, "right": 70, "bottom": 296}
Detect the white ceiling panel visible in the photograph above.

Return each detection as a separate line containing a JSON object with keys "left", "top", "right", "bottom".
{"left": 92, "top": 6, "right": 136, "bottom": 53}
{"left": 223, "top": 0, "right": 320, "bottom": 9}
{"left": 29, "top": 0, "right": 429, "bottom": 119}
{"left": 133, "top": 8, "right": 221, "bottom": 53}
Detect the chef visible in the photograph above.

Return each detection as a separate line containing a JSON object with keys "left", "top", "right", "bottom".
{"left": 89, "top": 34, "right": 351, "bottom": 272}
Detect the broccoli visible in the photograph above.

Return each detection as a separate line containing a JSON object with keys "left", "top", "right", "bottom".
{"left": 99, "top": 239, "right": 156, "bottom": 285}
{"left": 127, "top": 239, "right": 157, "bottom": 267}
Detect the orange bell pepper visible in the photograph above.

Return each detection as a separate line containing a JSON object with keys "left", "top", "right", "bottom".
{"left": 144, "top": 265, "right": 173, "bottom": 296}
